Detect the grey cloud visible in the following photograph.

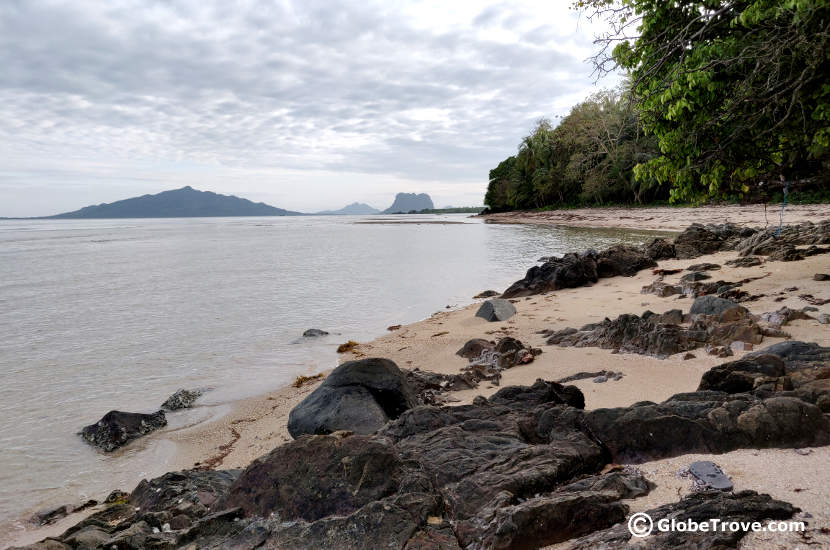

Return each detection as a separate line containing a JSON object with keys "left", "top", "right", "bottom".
{"left": 0, "top": 0, "right": 614, "bottom": 216}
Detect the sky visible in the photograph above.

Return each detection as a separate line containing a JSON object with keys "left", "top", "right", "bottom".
{"left": 0, "top": 0, "right": 617, "bottom": 217}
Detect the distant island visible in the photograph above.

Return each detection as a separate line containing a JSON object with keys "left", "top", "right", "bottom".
{"left": 44, "top": 187, "right": 303, "bottom": 219}
{"left": 315, "top": 202, "right": 380, "bottom": 215}
{"left": 382, "top": 193, "right": 434, "bottom": 214}
{"left": 1, "top": 188, "right": 485, "bottom": 220}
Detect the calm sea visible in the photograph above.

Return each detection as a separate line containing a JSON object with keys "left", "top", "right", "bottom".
{"left": 0, "top": 214, "right": 669, "bottom": 540}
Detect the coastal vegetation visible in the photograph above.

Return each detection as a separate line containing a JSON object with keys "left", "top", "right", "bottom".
{"left": 485, "top": 0, "right": 830, "bottom": 212}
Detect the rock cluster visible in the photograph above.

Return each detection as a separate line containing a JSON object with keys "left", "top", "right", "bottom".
{"left": 32, "top": 360, "right": 827, "bottom": 549}
{"left": 79, "top": 410, "right": 167, "bottom": 452}
{"left": 544, "top": 297, "right": 767, "bottom": 358}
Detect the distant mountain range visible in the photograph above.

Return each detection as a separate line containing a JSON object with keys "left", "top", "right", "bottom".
{"left": 46, "top": 187, "right": 303, "bottom": 218}
{"left": 382, "top": 193, "right": 434, "bottom": 214}
{"left": 10, "top": 188, "right": 454, "bottom": 219}
{"left": 315, "top": 202, "right": 380, "bottom": 215}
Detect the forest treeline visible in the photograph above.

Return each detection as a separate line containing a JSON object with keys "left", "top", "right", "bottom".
{"left": 485, "top": 0, "right": 830, "bottom": 212}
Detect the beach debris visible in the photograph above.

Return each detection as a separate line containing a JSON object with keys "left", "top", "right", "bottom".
{"left": 105, "top": 490, "right": 129, "bottom": 504}
{"left": 302, "top": 328, "right": 329, "bottom": 337}
{"left": 815, "top": 273, "right": 830, "bottom": 281}
{"left": 287, "top": 358, "right": 418, "bottom": 438}
{"left": 475, "top": 298, "right": 516, "bottom": 321}
{"left": 456, "top": 338, "right": 494, "bottom": 359}
{"left": 431, "top": 331, "right": 449, "bottom": 337}
{"left": 80, "top": 410, "right": 167, "bottom": 452}
{"left": 641, "top": 280, "right": 682, "bottom": 297}
{"left": 474, "top": 290, "right": 499, "bottom": 298}
{"left": 687, "top": 262, "right": 721, "bottom": 272}
{"left": 336, "top": 340, "right": 359, "bottom": 353}
{"left": 556, "top": 370, "right": 624, "bottom": 384}
{"left": 292, "top": 373, "right": 324, "bottom": 388}
{"left": 689, "top": 461, "right": 733, "bottom": 491}
{"left": 386, "top": 324, "right": 401, "bottom": 331}
{"left": 799, "top": 293, "right": 830, "bottom": 306}
{"left": 729, "top": 341, "right": 753, "bottom": 352}
{"left": 707, "top": 345, "right": 734, "bottom": 358}
{"left": 162, "top": 388, "right": 203, "bottom": 410}
{"left": 680, "top": 271, "right": 711, "bottom": 282}
{"left": 726, "top": 256, "right": 763, "bottom": 267}
{"left": 759, "top": 306, "right": 813, "bottom": 327}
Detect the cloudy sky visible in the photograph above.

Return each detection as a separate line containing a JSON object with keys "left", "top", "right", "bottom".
{"left": 0, "top": 0, "right": 616, "bottom": 216}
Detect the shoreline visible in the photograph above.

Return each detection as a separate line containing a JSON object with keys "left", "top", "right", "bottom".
{"left": 480, "top": 203, "right": 830, "bottom": 231}
{"left": 6, "top": 212, "right": 830, "bottom": 548}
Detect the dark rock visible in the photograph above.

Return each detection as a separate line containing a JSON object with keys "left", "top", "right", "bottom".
{"left": 814, "top": 273, "right": 830, "bottom": 281}
{"left": 687, "top": 262, "right": 721, "bottom": 272}
{"left": 674, "top": 224, "right": 727, "bottom": 259}
{"left": 644, "top": 238, "right": 676, "bottom": 260}
{"left": 404, "top": 369, "right": 477, "bottom": 405}
{"left": 32, "top": 505, "right": 70, "bottom": 526}
{"left": 564, "top": 490, "right": 797, "bottom": 549}
{"left": 689, "top": 460, "right": 733, "bottom": 491}
{"left": 726, "top": 256, "right": 763, "bottom": 267}
{"left": 640, "top": 280, "right": 682, "bottom": 297}
{"left": 161, "top": 388, "right": 203, "bottom": 410}
{"left": 455, "top": 338, "right": 494, "bottom": 359}
{"left": 288, "top": 358, "right": 418, "bottom": 438}
{"left": 681, "top": 271, "right": 712, "bottom": 282}
{"left": 79, "top": 410, "right": 167, "bottom": 452}
{"left": 473, "top": 290, "right": 499, "bottom": 298}
{"left": 475, "top": 298, "right": 517, "bottom": 321}
{"left": 503, "top": 252, "right": 598, "bottom": 298}
{"left": 581, "top": 393, "right": 830, "bottom": 463}
{"left": 130, "top": 469, "right": 240, "bottom": 515}
{"left": 217, "top": 433, "right": 412, "bottom": 521}
{"left": 303, "top": 328, "right": 329, "bottom": 337}
{"left": 689, "top": 296, "right": 747, "bottom": 319}
{"left": 557, "top": 370, "right": 624, "bottom": 384}
{"left": 769, "top": 245, "right": 804, "bottom": 261}
{"left": 595, "top": 245, "right": 657, "bottom": 278}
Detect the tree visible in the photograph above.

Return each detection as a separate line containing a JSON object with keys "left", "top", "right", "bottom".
{"left": 577, "top": 0, "right": 830, "bottom": 202}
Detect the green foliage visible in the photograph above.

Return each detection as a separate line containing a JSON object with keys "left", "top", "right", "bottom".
{"left": 580, "top": 0, "right": 830, "bottom": 203}
{"left": 483, "top": 89, "right": 666, "bottom": 211}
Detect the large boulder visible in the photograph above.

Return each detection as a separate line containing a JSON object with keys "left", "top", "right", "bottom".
{"left": 673, "top": 224, "right": 728, "bottom": 259}
{"left": 644, "top": 237, "right": 676, "bottom": 260}
{"left": 595, "top": 245, "right": 657, "bottom": 277}
{"left": 475, "top": 298, "right": 516, "bottom": 321}
{"left": 287, "top": 358, "right": 418, "bottom": 438}
{"left": 79, "top": 410, "right": 167, "bottom": 452}
{"left": 502, "top": 252, "right": 598, "bottom": 298}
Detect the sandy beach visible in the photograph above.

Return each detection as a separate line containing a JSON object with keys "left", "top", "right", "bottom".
{"left": 481, "top": 203, "right": 830, "bottom": 231}
{"left": 8, "top": 212, "right": 830, "bottom": 549}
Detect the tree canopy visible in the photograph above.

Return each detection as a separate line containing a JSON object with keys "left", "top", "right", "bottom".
{"left": 485, "top": 0, "right": 830, "bottom": 211}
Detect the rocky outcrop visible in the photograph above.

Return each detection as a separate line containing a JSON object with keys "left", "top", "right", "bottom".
{"left": 161, "top": 388, "right": 202, "bottom": 410}
{"left": 595, "top": 245, "right": 657, "bottom": 277}
{"left": 382, "top": 192, "right": 434, "bottom": 214}
{"left": 28, "top": 359, "right": 830, "bottom": 550}
{"left": 475, "top": 298, "right": 516, "bottom": 321}
{"left": 699, "top": 342, "right": 830, "bottom": 411}
{"left": 287, "top": 358, "right": 418, "bottom": 438}
{"left": 502, "top": 252, "right": 599, "bottom": 297}
{"left": 503, "top": 245, "right": 657, "bottom": 298}
{"left": 79, "top": 410, "right": 167, "bottom": 452}
{"left": 563, "top": 490, "right": 797, "bottom": 549}
{"left": 544, "top": 300, "right": 763, "bottom": 359}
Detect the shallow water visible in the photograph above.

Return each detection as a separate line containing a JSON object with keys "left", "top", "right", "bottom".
{"left": 0, "top": 214, "right": 671, "bottom": 537}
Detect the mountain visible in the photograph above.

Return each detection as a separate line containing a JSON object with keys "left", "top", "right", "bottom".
{"left": 46, "top": 187, "right": 303, "bottom": 219}
{"left": 382, "top": 193, "right": 434, "bottom": 214}
{"left": 315, "top": 202, "right": 380, "bottom": 215}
